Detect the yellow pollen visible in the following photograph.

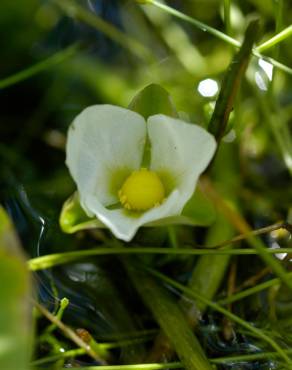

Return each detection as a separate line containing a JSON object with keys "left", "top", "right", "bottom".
{"left": 119, "top": 168, "right": 165, "bottom": 211}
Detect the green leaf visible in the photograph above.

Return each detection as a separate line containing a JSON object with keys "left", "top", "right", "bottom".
{"left": 0, "top": 206, "right": 32, "bottom": 370}
{"left": 124, "top": 260, "right": 213, "bottom": 370}
{"left": 147, "top": 187, "right": 216, "bottom": 227}
{"left": 129, "top": 84, "right": 178, "bottom": 167}
{"left": 180, "top": 187, "right": 216, "bottom": 225}
{"left": 128, "top": 83, "right": 178, "bottom": 119}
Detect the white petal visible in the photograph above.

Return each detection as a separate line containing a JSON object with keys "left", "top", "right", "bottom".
{"left": 147, "top": 114, "right": 216, "bottom": 212}
{"left": 85, "top": 190, "right": 181, "bottom": 242}
{"left": 66, "top": 105, "right": 146, "bottom": 209}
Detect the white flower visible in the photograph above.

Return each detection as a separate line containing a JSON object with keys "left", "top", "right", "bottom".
{"left": 66, "top": 104, "right": 216, "bottom": 241}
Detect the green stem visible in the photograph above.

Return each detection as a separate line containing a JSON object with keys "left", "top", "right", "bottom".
{"left": 170, "top": 145, "right": 240, "bottom": 357}
{"left": 62, "top": 364, "right": 182, "bottom": 370}
{"left": 30, "top": 348, "right": 292, "bottom": 368}
{"left": 147, "top": 0, "right": 292, "bottom": 76}
{"left": 32, "top": 337, "right": 152, "bottom": 367}
{"left": 44, "top": 298, "right": 69, "bottom": 335}
{"left": 97, "top": 329, "right": 157, "bottom": 342}
{"left": 183, "top": 215, "right": 233, "bottom": 314}
{"left": 0, "top": 43, "right": 79, "bottom": 90}
{"left": 224, "top": 0, "right": 231, "bottom": 35}
{"left": 217, "top": 272, "right": 292, "bottom": 305}
{"left": 211, "top": 348, "right": 292, "bottom": 363}
{"left": 34, "top": 300, "right": 105, "bottom": 363}
{"left": 209, "top": 19, "right": 259, "bottom": 141}
{"left": 167, "top": 226, "right": 179, "bottom": 248}
{"left": 257, "top": 24, "right": 292, "bottom": 53}
{"left": 247, "top": 234, "right": 292, "bottom": 291}
{"left": 31, "top": 348, "right": 86, "bottom": 366}
{"left": 27, "top": 247, "right": 292, "bottom": 271}
{"left": 102, "top": 336, "right": 153, "bottom": 350}
{"left": 212, "top": 222, "right": 289, "bottom": 249}
{"left": 253, "top": 51, "right": 292, "bottom": 76}
{"left": 31, "top": 354, "right": 292, "bottom": 369}
{"left": 144, "top": 267, "right": 292, "bottom": 366}
{"left": 123, "top": 260, "right": 213, "bottom": 370}
{"left": 150, "top": 0, "right": 240, "bottom": 48}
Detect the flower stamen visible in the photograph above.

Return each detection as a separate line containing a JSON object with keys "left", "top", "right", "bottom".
{"left": 119, "top": 168, "right": 165, "bottom": 211}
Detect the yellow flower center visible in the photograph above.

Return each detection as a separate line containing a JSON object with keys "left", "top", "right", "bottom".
{"left": 118, "top": 168, "right": 165, "bottom": 211}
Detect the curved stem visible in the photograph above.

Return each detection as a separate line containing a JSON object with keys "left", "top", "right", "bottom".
{"left": 34, "top": 300, "right": 106, "bottom": 363}
{"left": 0, "top": 44, "right": 79, "bottom": 90}
{"left": 28, "top": 247, "right": 292, "bottom": 271}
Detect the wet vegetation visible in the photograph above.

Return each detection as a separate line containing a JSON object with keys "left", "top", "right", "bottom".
{"left": 0, "top": 0, "right": 292, "bottom": 369}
